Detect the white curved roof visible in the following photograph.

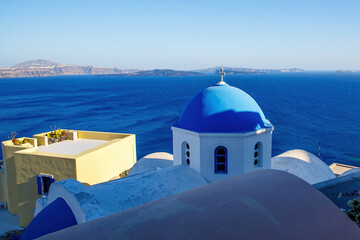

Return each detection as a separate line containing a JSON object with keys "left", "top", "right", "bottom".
{"left": 39, "top": 169, "right": 360, "bottom": 240}
{"left": 128, "top": 152, "right": 173, "bottom": 176}
{"left": 37, "top": 165, "right": 207, "bottom": 223}
{"left": 272, "top": 149, "right": 336, "bottom": 184}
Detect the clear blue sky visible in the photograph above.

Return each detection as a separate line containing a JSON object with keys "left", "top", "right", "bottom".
{"left": 1, "top": 0, "right": 359, "bottom": 70}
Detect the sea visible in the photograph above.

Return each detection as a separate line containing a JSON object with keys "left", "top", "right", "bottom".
{"left": 0, "top": 72, "right": 359, "bottom": 167}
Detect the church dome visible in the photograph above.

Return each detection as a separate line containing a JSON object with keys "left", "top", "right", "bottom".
{"left": 173, "top": 83, "right": 273, "bottom": 133}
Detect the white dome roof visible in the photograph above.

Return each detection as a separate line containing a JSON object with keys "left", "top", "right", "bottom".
{"left": 272, "top": 149, "right": 336, "bottom": 184}
{"left": 128, "top": 152, "right": 173, "bottom": 176}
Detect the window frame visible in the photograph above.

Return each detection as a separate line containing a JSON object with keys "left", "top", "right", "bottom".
{"left": 214, "top": 146, "right": 228, "bottom": 173}
{"left": 254, "top": 142, "right": 262, "bottom": 167}
{"left": 37, "top": 174, "right": 55, "bottom": 195}
{"left": 182, "top": 141, "right": 190, "bottom": 166}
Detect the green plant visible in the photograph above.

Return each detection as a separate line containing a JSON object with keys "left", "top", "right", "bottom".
{"left": 345, "top": 197, "right": 360, "bottom": 227}
{"left": 119, "top": 168, "right": 132, "bottom": 178}
{"left": 338, "top": 190, "right": 360, "bottom": 227}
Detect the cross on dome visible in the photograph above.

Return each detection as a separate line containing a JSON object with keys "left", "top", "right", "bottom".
{"left": 217, "top": 67, "right": 226, "bottom": 85}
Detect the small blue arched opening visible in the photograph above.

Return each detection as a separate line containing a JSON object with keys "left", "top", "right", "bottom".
{"left": 214, "top": 146, "right": 228, "bottom": 173}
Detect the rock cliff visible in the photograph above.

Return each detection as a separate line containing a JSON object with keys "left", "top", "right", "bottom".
{"left": 0, "top": 60, "right": 138, "bottom": 78}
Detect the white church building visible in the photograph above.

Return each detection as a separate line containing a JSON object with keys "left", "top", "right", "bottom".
{"left": 172, "top": 68, "right": 274, "bottom": 182}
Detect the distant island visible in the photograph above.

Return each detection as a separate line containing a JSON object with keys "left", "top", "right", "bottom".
{"left": 0, "top": 60, "right": 305, "bottom": 78}
{"left": 194, "top": 67, "right": 305, "bottom": 74}
{"left": 0, "top": 60, "right": 139, "bottom": 78}
{"left": 336, "top": 70, "right": 357, "bottom": 73}
{"left": 121, "top": 69, "right": 202, "bottom": 77}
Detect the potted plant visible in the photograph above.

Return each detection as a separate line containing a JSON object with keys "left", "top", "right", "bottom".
{"left": 46, "top": 127, "right": 67, "bottom": 145}
{"left": 8, "top": 131, "right": 29, "bottom": 145}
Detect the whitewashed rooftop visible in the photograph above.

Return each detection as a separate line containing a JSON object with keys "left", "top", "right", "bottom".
{"left": 272, "top": 149, "right": 336, "bottom": 184}
{"left": 35, "top": 139, "right": 107, "bottom": 155}
{"left": 36, "top": 165, "right": 207, "bottom": 223}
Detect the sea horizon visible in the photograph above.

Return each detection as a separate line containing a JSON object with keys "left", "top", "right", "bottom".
{"left": 1, "top": 72, "right": 359, "bottom": 166}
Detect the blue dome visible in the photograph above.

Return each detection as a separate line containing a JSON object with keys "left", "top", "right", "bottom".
{"left": 173, "top": 84, "right": 273, "bottom": 133}
{"left": 20, "top": 197, "right": 77, "bottom": 240}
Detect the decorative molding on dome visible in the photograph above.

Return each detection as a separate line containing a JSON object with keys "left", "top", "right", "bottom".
{"left": 171, "top": 126, "right": 273, "bottom": 137}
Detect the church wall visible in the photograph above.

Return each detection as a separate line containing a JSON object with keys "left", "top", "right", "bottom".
{"left": 199, "top": 135, "right": 245, "bottom": 183}
{"left": 172, "top": 128, "right": 201, "bottom": 173}
{"left": 243, "top": 131, "right": 272, "bottom": 173}
{"left": 173, "top": 129, "right": 273, "bottom": 183}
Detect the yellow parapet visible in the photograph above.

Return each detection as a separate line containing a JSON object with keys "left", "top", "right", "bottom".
{"left": 0, "top": 130, "right": 137, "bottom": 227}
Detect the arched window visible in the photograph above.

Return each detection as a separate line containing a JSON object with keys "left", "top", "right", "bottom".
{"left": 254, "top": 142, "right": 262, "bottom": 167}
{"left": 182, "top": 141, "right": 190, "bottom": 166}
{"left": 214, "top": 146, "right": 227, "bottom": 173}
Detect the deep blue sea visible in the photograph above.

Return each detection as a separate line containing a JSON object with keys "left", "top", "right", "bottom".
{"left": 0, "top": 72, "right": 359, "bottom": 166}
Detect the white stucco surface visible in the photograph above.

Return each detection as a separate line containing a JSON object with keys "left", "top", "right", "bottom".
{"left": 35, "top": 139, "right": 107, "bottom": 155}
{"left": 272, "top": 149, "right": 336, "bottom": 184}
{"left": 35, "top": 179, "right": 88, "bottom": 224}
{"left": 128, "top": 152, "right": 173, "bottom": 176}
{"left": 172, "top": 127, "right": 273, "bottom": 183}
{"left": 37, "top": 165, "right": 207, "bottom": 222}
{"left": 172, "top": 128, "right": 201, "bottom": 173}
{"left": 34, "top": 197, "right": 48, "bottom": 216}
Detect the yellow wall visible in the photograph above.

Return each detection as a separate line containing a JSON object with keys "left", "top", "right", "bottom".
{"left": 33, "top": 135, "right": 47, "bottom": 146}
{"left": 75, "top": 135, "right": 137, "bottom": 185}
{"left": 1, "top": 130, "right": 137, "bottom": 227}
{"left": 1, "top": 140, "right": 34, "bottom": 214}
{"left": 77, "top": 130, "right": 129, "bottom": 141}
{"left": 14, "top": 149, "right": 77, "bottom": 227}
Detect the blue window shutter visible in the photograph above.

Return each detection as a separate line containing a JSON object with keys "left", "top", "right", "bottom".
{"left": 37, "top": 176, "right": 43, "bottom": 195}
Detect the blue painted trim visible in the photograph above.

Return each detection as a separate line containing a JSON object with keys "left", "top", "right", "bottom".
{"left": 36, "top": 176, "right": 42, "bottom": 195}
{"left": 37, "top": 175, "right": 55, "bottom": 195}
{"left": 215, "top": 146, "right": 228, "bottom": 173}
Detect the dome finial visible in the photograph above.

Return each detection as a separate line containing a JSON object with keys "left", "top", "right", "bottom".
{"left": 217, "top": 67, "right": 226, "bottom": 85}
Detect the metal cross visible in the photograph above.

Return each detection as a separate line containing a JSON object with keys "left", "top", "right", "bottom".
{"left": 218, "top": 67, "right": 225, "bottom": 83}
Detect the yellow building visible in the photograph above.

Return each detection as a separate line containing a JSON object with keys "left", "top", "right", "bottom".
{"left": 0, "top": 130, "right": 136, "bottom": 227}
